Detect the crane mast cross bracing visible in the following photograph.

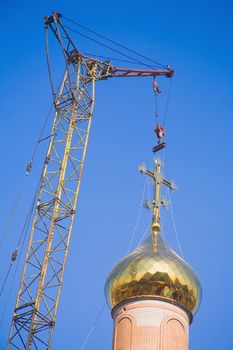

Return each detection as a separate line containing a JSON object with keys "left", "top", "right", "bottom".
{"left": 7, "top": 12, "right": 174, "bottom": 350}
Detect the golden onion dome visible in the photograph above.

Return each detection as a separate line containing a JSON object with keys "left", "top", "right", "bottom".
{"left": 105, "top": 233, "right": 201, "bottom": 318}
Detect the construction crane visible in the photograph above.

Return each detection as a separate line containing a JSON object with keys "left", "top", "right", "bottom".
{"left": 7, "top": 12, "right": 174, "bottom": 350}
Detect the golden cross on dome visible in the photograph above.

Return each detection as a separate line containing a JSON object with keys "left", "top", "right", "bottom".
{"left": 139, "top": 158, "right": 176, "bottom": 235}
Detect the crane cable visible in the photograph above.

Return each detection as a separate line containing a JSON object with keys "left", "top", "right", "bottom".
{"left": 137, "top": 174, "right": 153, "bottom": 245}
{"left": 0, "top": 213, "right": 32, "bottom": 330}
{"left": 0, "top": 178, "right": 26, "bottom": 248}
{"left": 0, "top": 26, "right": 68, "bottom": 330}
{"left": 63, "top": 16, "right": 167, "bottom": 69}
{"left": 80, "top": 303, "right": 107, "bottom": 350}
{"left": 0, "top": 264, "right": 12, "bottom": 297}
{"left": 63, "top": 25, "right": 161, "bottom": 71}
{"left": 163, "top": 77, "right": 173, "bottom": 128}
{"left": 0, "top": 104, "right": 53, "bottom": 251}
{"left": 79, "top": 188, "right": 181, "bottom": 350}
{"left": 156, "top": 76, "right": 173, "bottom": 166}
{"left": 79, "top": 177, "right": 150, "bottom": 349}
{"left": 0, "top": 17, "right": 171, "bottom": 345}
{"left": 153, "top": 76, "right": 173, "bottom": 142}
{"left": 137, "top": 223, "right": 151, "bottom": 246}
{"left": 0, "top": 174, "right": 42, "bottom": 328}
{"left": 52, "top": 20, "right": 81, "bottom": 108}
{"left": 78, "top": 47, "right": 174, "bottom": 350}
{"left": 45, "top": 24, "right": 67, "bottom": 103}
{"left": 167, "top": 188, "right": 184, "bottom": 258}
{"left": 153, "top": 81, "right": 160, "bottom": 144}
{"left": 0, "top": 28, "right": 64, "bottom": 250}
{"left": 0, "top": 97, "right": 54, "bottom": 300}
{"left": 82, "top": 52, "right": 153, "bottom": 66}
{"left": 62, "top": 79, "right": 173, "bottom": 348}
{"left": 28, "top": 102, "right": 54, "bottom": 172}
{"left": 126, "top": 176, "right": 148, "bottom": 253}
{"left": 45, "top": 25, "right": 56, "bottom": 100}
{"left": 1, "top": 18, "right": 172, "bottom": 344}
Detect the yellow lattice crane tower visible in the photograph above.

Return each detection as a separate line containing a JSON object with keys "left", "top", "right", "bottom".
{"left": 7, "top": 12, "right": 174, "bottom": 349}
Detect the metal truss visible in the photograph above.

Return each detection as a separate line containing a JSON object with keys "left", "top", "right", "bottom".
{"left": 7, "top": 56, "right": 97, "bottom": 349}
{"left": 7, "top": 12, "right": 174, "bottom": 350}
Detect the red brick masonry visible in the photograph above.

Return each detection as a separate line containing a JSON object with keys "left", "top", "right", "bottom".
{"left": 112, "top": 300, "right": 189, "bottom": 350}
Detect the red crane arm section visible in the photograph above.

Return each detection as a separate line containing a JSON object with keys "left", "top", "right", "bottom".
{"left": 111, "top": 67, "right": 174, "bottom": 78}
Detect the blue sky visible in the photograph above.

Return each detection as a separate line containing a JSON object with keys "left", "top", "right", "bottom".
{"left": 0, "top": 0, "right": 233, "bottom": 349}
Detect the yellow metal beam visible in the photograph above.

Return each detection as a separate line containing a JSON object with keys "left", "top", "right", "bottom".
{"left": 7, "top": 60, "right": 96, "bottom": 350}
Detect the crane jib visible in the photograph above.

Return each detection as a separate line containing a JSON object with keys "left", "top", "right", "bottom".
{"left": 7, "top": 12, "right": 174, "bottom": 350}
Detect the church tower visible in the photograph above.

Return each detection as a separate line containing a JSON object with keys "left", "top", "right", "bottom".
{"left": 105, "top": 144, "right": 201, "bottom": 349}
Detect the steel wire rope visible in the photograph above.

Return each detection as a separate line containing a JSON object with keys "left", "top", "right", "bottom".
{"left": 48, "top": 20, "right": 106, "bottom": 349}
{"left": 0, "top": 52, "right": 55, "bottom": 298}
{"left": 161, "top": 79, "right": 184, "bottom": 260}
{"left": 155, "top": 92, "right": 159, "bottom": 124}
{"left": 0, "top": 174, "right": 42, "bottom": 330}
{"left": 0, "top": 177, "right": 26, "bottom": 248}
{"left": 63, "top": 16, "right": 167, "bottom": 69}
{"left": 0, "top": 34, "right": 62, "bottom": 318}
{"left": 45, "top": 23, "right": 70, "bottom": 104}
{"left": 167, "top": 188, "right": 184, "bottom": 258}
{"left": 52, "top": 19, "right": 81, "bottom": 107}
{"left": 135, "top": 186, "right": 175, "bottom": 323}
{"left": 78, "top": 116, "right": 171, "bottom": 350}
{"left": 160, "top": 207, "right": 168, "bottom": 258}
{"left": 126, "top": 176, "right": 148, "bottom": 253}
{"left": 159, "top": 76, "right": 175, "bottom": 256}
{"left": 137, "top": 175, "right": 153, "bottom": 245}
{"left": 0, "top": 29, "right": 62, "bottom": 249}
{"left": 79, "top": 303, "right": 107, "bottom": 350}
{"left": 29, "top": 103, "right": 54, "bottom": 169}
{"left": 160, "top": 188, "right": 182, "bottom": 310}
{"left": 140, "top": 156, "right": 173, "bottom": 297}
{"left": 134, "top": 178, "right": 175, "bottom": 319}
{"left": 51, "top": 19, "right": 172, "bottom": 347}
{"left": 162, "top": 77, "right": 173, "bottom": 128}
{"left": 32, "top": 27, "right": 67, "bottom": 167}
{"left": 80, "top": 203, "right": 157, "bottom": 350}
{"left": 63, "top": 25, "right": 160, "bottom": 70}
{"left": 79, "top": 177, "right": 150, "bottom": 349}
{"left": 160, "top": 188, "right": 169, "bottom": 248}
{"left": 157, "top": 77, "right": 173, "bottom": 167}
{"left": 160, "top": 214, "right": 177, "bottom": 326}
{"left": 0, "top": 211, "right": 32, "bottom": 328}
{"left": 79, "top": 63, "right": 173, "bottom": 350}
{"left": 0, "top": 102, "right": 54, "bottom": 250}
{"left": 45, "top": 24, "right": 56, "bottom": 100}
{"left": 136, "top": 81, "right": 174, "bottom": 248}
{"left": 0, "top": 264, "right": 12, "bottom": 297}
{"left": 153, "top": 76, "right": 173, "bottom": 160}
{"left": 27, "top": 21, "right": 65, "bottom": 168}
{"left": 160, "top": 203, "right": 174, "bottom": 305}
{"left": 0, "top": 219, "right": 32, "bottom": 331}
{"left": 82, "top": 52, "right": 152, "bottom": 66}
{"left": 16, "top": 173, "right": 42, "bottom": 250}
{"left": 137, "top": 223, "right": 151, "bottom": 246}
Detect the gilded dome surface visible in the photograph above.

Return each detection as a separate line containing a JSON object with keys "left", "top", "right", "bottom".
{"left": 105, "top": 233, "right": 201, "bottom": 316}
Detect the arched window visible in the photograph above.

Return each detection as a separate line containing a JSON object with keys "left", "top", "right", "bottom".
{"left": 163, "top": 318, "right": 187, "bottom": 350}
{"left": 115, "top": 317, "right": 132, "bottom": 350}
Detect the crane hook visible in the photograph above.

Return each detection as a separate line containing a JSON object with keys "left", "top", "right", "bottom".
{"left": 154, "top": 124, "right": 165, "bottom": 144}
{"left": 153, "top": 77, "right": 161, "bottom": 94}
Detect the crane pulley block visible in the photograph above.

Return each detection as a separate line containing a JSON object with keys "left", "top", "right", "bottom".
{"left": 44, "top": 12, "right": 62, "bottom": 25}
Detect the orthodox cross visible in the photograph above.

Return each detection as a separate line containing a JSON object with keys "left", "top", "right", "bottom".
{"left": 139, "top": 158, "right": 176, "bottom": 235}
